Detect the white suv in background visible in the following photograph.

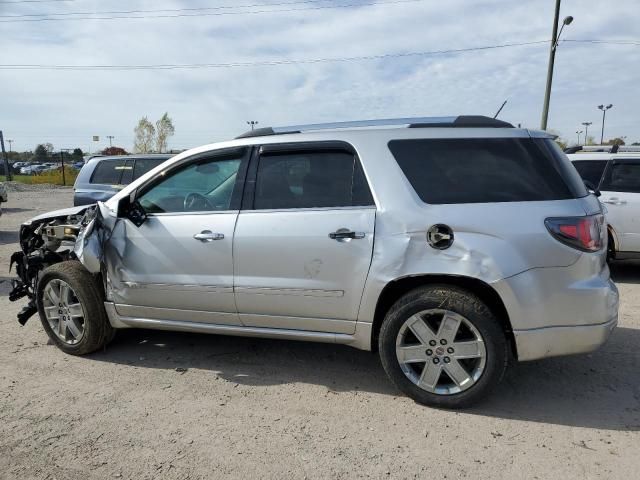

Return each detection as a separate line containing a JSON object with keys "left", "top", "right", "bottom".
{"left": 568, "top": 146, "right": 640, "bottom": 260}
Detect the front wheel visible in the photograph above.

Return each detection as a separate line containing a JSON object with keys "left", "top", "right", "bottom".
{"left": 36, "top": 261, "right": 114, "bottom": 355}
{"left": 378, "top": 285, "right": 509, "bottom": 408}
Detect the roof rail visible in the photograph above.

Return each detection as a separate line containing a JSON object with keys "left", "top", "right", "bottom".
{"left": 563, "top": 145, "right": 640, "bottom": 154}
{"left": 236, "top": 115, "right": 514, "bottom": 139}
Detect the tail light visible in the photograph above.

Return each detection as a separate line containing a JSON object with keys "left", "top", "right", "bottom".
{"left": 545, "top": 214, "right": 604, "bottom": 252}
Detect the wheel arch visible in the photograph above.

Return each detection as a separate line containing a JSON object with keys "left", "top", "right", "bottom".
{"left": 371, "top": 274, "right": 515, "bottom": 355}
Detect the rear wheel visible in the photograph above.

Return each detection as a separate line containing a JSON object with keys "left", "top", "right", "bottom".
{"left": 379, "top": 285, "right": 508, "bottom": 408}
{"left": 37, "top": 261, "right": 114, "bottom": 355}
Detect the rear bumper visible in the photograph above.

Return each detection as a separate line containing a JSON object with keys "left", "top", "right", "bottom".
{"left": 492, "top": 253, "right": 619, "bottom": 361}
{"left": 514, "top": 315, "right": 617, "bottom": 361}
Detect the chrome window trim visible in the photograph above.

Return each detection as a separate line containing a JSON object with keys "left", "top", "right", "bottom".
{"left": 239, "top": 205, "right": 377, "bottom": 214}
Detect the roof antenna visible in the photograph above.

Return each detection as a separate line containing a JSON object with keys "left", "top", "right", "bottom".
{"left": 493, "top": 99, "right": 508, "bottom": 119}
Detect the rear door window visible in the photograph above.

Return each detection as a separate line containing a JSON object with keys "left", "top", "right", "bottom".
{"left": 90, "top": 159, "right": 126, "bottom": 185}
{"left": 388, "top": 138, "right": 584, "bottom": 204}
{"left": 133, "top": 158, "right": 165, "bottom": 181}
{"left": 571, "top": 160, "right": 608, "bottom": 186}
{"left": 253, "top": 149, "right": 374, "bottom": 209}
{"left": 600, "top": 160, "right": 640, "bottom": 193}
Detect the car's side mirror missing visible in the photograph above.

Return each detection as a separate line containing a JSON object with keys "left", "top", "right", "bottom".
{"left": 117, "top": 193, "right": 147, "bottom": 227}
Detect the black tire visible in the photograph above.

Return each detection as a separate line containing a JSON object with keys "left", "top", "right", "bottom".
{"left": 378, "top": 285, "right": 509, "bottom": 409}
{"left": 607, "top": 232, "right": 616, "bottom": 263}
{"left": 36, "top": 261, "right": 114, "bottom": 355}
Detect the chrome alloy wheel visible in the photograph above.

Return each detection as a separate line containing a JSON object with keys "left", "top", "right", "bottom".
{"left": 42, "top": 279, "right": 86, "bottom": 345}
{"left": 395, "top": 309, "right": 487, "bottom": 395}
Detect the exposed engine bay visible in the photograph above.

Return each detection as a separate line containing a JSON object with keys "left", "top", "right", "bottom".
{"left": 9, "top": 204, "right": 104, "bottom": 325}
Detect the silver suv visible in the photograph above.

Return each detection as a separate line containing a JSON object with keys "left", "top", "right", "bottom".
{"left": 9, "top": 116, "right": 618, "bottom": 408}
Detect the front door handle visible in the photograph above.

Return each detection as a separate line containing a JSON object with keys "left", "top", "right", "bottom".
{"left": 329, "top": 228, "right": 366, "bottom": 241}
{"left": 602, "top": 197, "right": 627, "bottom": 205}
{"left": 193, "top": 230, "right": 224, "bottom": 242}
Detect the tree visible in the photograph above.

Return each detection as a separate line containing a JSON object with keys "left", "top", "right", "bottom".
{"left": 72, "top": 148, "right": 84, "bottom": 161}
{"left": 133, "top": 116, "right": 156, "bottom": 153}
{"left": 604, "top": 137, "right": 625, "bottom": 146}
{"left": 101, "top": 146, "right": 128, "bottom": 156}
{"left": 155, "top": 112, "right": 175, "bottom": 153}
{"left": 34, "top": 144, "right": 49, "bottom": 163}
{"left": 585, "top": 135, "right": 595, "bottom": 146}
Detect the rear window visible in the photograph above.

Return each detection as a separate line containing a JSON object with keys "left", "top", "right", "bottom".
{"left": 572, "top": 160, "right": 608, "bottom": 186}
{"left": 388, "top": 138, "right": 586, "bottom": 204}
{"left": 90, "top": 159, "right": 127, "bottom": 185}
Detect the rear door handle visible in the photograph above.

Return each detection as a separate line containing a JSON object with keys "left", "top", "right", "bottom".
{"left": 193, "top": 230, "right": 224, "bottom": 242}
{"left": 329, "top": 229, "right": 366, "bottom": 241}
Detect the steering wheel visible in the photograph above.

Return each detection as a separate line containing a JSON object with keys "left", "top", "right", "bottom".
{"left": 183, "top": 192, "right": 215, "bottom": 211}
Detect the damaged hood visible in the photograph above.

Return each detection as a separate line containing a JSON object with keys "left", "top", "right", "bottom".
{"left": 25, "top": 205, "right": 93, "bottom": 225}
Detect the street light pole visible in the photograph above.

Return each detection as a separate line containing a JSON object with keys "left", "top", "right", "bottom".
{"left": 576, "top": 130, "right": 583, "bottom": 145}
{"left": 246, "top": 120, "right": 258, "bottom": 131}
{"left": 107, "top": 135, "right": 114, "bottom": 147}
{"left": 581, "top": 122, "right": 592, "bottom": 145}
{"left": 598, "top": 104, "right": 613, "bottom": 144}
{"left": 540, "top": 0, "right": 573, "bottom": 130}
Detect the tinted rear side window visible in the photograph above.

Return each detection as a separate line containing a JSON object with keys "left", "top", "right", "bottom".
{"left": 134, "top": 158, "right": 165, "bottom": 181}
{"left": 90, "top": 159, "right": 126, "bottom": 185}
{"left": 254, "top": 150, "right": 374, "bottom": 209}
{"left": 388, "top": 138, "right": 582, "bottom": 204}
{"left": 572, "top": 160, "right": 608, "bottom": 186}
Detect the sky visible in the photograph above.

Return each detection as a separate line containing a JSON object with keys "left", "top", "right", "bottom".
{"left": 1, "top": 0, "right": 639, "bottom": 153}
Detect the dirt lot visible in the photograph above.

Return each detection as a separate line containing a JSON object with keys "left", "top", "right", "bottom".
{"left": 1, "top": 187, "right": 638, "bottom": 480}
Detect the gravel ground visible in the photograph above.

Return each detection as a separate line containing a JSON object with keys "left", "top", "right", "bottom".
{"left": 1, "top": 187, "right": 639, "bottom": 479}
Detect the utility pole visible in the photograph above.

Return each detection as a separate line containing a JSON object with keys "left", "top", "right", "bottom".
{"left": 106, "top": 135, "right": 114, "bottom": 147}
{"left": 0, "top": 131, "right": 11, "bottom": 181}
{"left": 540, "top": 0, "right": 574, "bottom": 130}
{"left": 581, "top": 122, "right": 592, "bottom": 145}
{"left": 7, "top": 139, "right": 13, "bottom": 153}
{"left": 598, "top": 104, "right": 613, "bottom": 144}
{"left": 246, "top": 120, "right": 259, "bottom": 131}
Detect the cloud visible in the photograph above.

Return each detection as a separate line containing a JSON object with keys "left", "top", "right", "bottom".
{"left": 1, "top": 0, "right": 638, "bottom": 151}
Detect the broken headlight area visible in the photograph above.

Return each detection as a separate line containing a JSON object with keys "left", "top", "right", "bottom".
{"left": 9, "top": 205, "right": 98, "bottom": 325}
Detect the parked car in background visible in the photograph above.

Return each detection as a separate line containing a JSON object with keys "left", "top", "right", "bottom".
{"left": 20, "top": 164, "right": 49, "bottom": 175}
{"left": 567, "top": 146, "right": 640, "bottom": 260}
{"left": 10, "top": 116, "right": 617, "bottom": 408}
{"left": 73, "top": 154, "right": 172, "bottom": 206}
{"left": 12, "top": 162, "right": 28, "bottom": 172}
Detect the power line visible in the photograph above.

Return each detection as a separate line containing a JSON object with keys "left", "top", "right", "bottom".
{"left": 2, "top": 0, "right": 364, "bottom": 17}
{"left": 0, "top": 0, "right": 73, "bottom": 3}
{"left": 563, "top": 39, "right": 640, "bottom": 46}
{"left": 0, "top": 40, "right": 550, "bottom": 71}
{"left": 0, "top": 0, "right": 424, "bottom": 22}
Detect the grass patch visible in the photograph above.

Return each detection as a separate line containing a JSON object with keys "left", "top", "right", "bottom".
{"left": 2, "top": 167, "right": 78, "bottom": 186}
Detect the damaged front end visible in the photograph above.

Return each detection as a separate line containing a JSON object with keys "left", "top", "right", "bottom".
{"left": 9, "top": 203, "right": 112, "bottom": 325}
